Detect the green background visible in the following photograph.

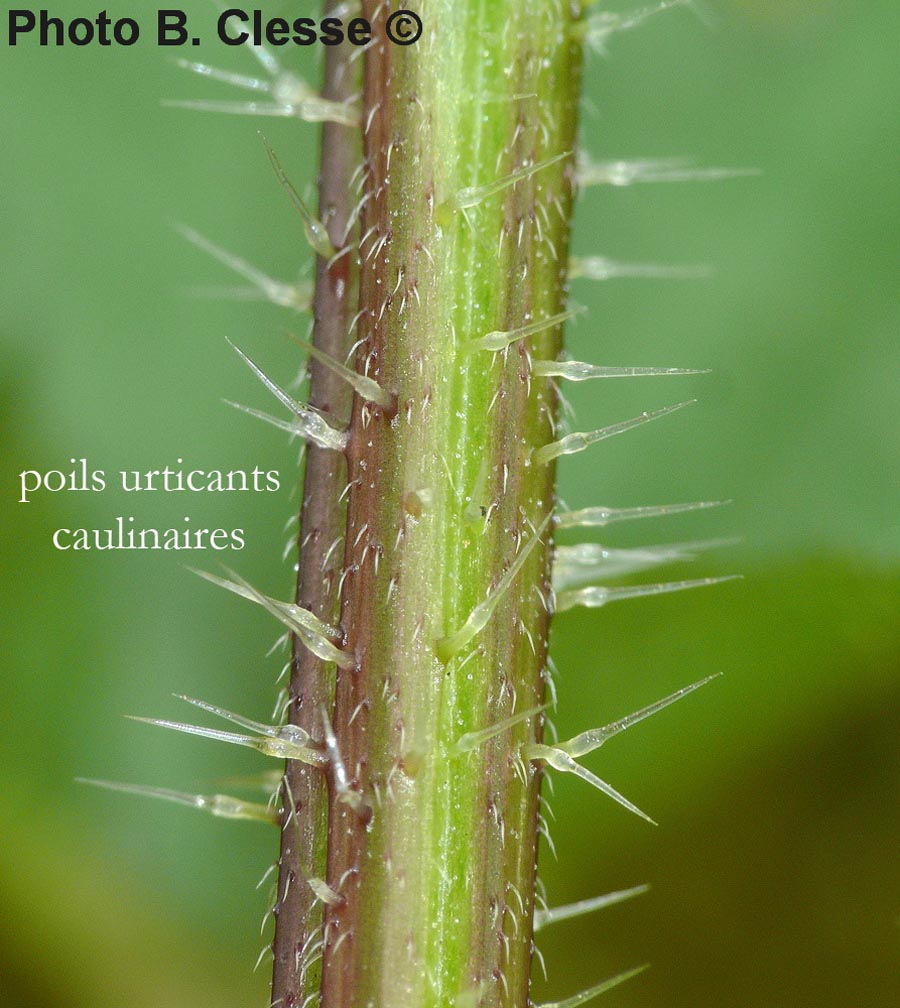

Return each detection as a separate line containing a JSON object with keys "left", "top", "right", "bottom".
{"left": 2, "top": 1, "right": 897, "bottom": 1005}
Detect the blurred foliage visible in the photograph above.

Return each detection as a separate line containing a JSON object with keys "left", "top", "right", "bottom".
{"left": 2, "top": 1, "right": 897, "bottom": 1006}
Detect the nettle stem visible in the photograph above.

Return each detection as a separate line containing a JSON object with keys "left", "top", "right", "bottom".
{"left": 274, "top": 4, "right": 583, "bottom": 1007}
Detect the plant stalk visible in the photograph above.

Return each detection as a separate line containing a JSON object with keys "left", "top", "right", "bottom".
{"left": 273, "top": 4, "right": 583, "bottom": 1006}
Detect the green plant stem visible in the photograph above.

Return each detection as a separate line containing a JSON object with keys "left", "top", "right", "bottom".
{"left": 275, "top": 4, "right": 583, "bottom": 1006}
